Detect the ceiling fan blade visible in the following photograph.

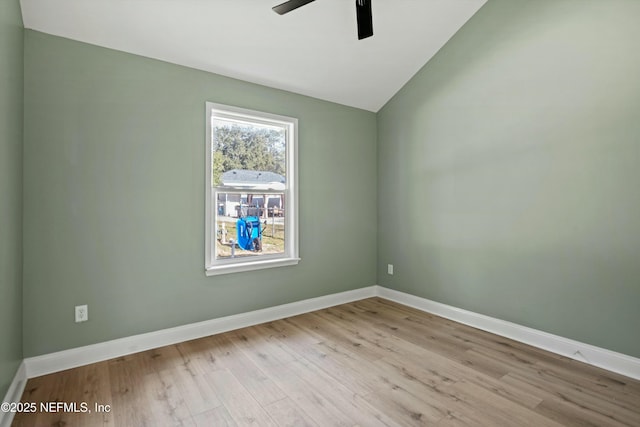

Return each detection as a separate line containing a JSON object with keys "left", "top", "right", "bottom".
{"left": 356, "top": 0, "right": 373, "bottom": 40}
{"left": 272, "top": 0, "right": 316, "bottom": 15}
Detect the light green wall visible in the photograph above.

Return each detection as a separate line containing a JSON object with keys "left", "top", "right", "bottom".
{"left": 377, "top": 0, "right": 640, "bottom": 357}
{"left": 22, "top": 31, "right": 377, "bottom": 357}
{"left": 0, "top": 0, "right": 24, "bottom": 397}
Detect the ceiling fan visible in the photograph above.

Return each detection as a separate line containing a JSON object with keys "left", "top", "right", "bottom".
{"left": 272, "top": 0, "right": 374, "bottom": 40}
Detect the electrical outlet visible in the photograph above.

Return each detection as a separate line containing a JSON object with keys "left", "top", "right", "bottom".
{"left": 387, "top": 264, "right": 394, "bottom": 275}
{"left": 75, "top": 305, "right": 88, "bottom": 323}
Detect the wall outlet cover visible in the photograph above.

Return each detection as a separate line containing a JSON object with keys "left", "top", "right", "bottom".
{"left": 75, "top": 305, "right": 88, "bottom": 323}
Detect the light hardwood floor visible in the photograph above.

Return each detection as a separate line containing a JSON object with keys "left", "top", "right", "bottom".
{"left": 12, "top": 298, "right": 640, "bottom": 426}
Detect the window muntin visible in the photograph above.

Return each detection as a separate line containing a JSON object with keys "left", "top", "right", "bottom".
{"left": 205, "top": 103, "right": 298, "bottom": 275}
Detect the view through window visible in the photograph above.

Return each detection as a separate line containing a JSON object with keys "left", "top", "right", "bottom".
{"left": 205, "top": 103, "right": 298, "bottom": 275}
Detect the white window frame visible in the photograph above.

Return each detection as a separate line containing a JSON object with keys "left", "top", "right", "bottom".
{"left": 205, "top": 102, "right": 299, "bottom": 276}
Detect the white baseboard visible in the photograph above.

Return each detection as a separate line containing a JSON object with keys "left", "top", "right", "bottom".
{"left": 21, "top": 285, "right": 640, "bottom": 382}
{"left": 0, "top": 361, "right": 27, "bottom": 427}
{"left": 375, "top": 286, "right": 640, "bottom": 381}
{"left": 24, "top": 286, "right": 377, "bottom": 378}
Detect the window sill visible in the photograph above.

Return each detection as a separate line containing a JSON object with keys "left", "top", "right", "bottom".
{"left": 205, "top": 257, "right": 300, "bottom": 276}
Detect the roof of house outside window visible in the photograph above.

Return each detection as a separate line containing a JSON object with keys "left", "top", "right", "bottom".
{"left": 221, "top": 169, "right": 285, "bottom": 190}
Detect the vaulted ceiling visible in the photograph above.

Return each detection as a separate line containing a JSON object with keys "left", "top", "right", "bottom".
{"left": 20, "top": 0, "right": 487, "bottom": 112}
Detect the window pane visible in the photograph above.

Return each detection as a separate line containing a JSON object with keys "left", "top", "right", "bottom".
{"left": 206, "top": 102, "right": 298, "bottom": 275}
{"left": 212, "top": 120, "right": 286, "bottom": 187}
{"left": 215, "top": 192, "right": 285, "bottom": 260}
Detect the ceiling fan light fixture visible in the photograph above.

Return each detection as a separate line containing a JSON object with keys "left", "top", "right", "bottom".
{"left": 273, "top": 0, "right": 374, "bottom": 40}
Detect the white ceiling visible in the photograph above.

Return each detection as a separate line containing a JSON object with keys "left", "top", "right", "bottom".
{"left": 20, "top": 0, "right": 486, "bottom": 112}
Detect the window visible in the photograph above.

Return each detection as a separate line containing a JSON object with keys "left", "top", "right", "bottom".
{"left": 205, "top": 103, "right": 299, "bottom": 275}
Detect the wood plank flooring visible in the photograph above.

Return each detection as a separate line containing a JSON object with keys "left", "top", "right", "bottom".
{"left": 12, "top": 298, "right": 640, "bottom": 426}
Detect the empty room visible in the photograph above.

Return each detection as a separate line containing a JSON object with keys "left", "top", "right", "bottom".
{"left": 1, "top": 0, "right": 639, "bottom": 426}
